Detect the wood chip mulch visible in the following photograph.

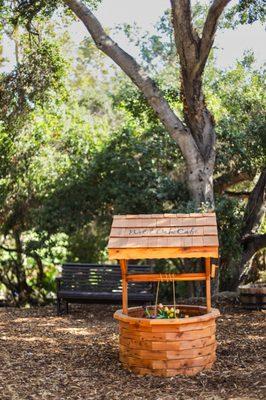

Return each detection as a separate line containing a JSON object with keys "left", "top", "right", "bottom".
{"left": 0, "top": 303, "right": 265, "bottom": 400}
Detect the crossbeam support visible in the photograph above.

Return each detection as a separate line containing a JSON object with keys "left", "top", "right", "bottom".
{"left": 126, "top": 273, "right": 206, "bottom": 282}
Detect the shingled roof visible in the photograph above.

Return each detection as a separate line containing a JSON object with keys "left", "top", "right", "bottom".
{"left": 108, "top": 213, "right": 219, "bottom": 260}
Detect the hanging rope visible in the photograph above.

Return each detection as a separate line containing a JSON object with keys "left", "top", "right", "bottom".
{"left": 155, "top": 275, "right": 177, "bottom": 318}
{"left": 173, "top": 280, "right": 176, "bottom": 318}
{"left": 154, "top": 281, "right": 160, "bottom": 316}
{"left": 159, "top": 273, "right": 176, "bottom": 282}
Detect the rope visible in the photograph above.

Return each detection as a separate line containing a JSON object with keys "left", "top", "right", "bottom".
{"left": 154, "top": 281, "right": 160, "bottom": 317}
{"left": 159, "top": 273, "right": 177, "bottom": 282}
{"left": 173, "top": 280, "right": 176, "bottom": 318}
{"left": 155, "top": 274, "right": 178, "bottom": 318}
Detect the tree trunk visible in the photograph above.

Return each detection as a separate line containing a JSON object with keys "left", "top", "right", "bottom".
{"left": 239, "top": 169, "right": 266, "bottom": 282}
{"left": 13, "top": 230, "right": 34, "bottom": 305}
{"left": 186, "top": 153, "right": 215, "bottom": 207}
{"left": 182, "top": 94, "right": 216, "bottom": 208}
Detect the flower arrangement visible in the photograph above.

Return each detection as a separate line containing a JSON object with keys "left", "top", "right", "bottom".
{"left": 144, "top": 303, "right": 190, "bottom": 319}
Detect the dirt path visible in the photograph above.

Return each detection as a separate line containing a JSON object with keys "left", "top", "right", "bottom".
{"left": 0, "top": 304, "right": 265, "bottom": 400}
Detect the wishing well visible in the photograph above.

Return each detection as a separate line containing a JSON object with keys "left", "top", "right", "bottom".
{"left": 108, "top": 213, "right": 220, "bottom": 376}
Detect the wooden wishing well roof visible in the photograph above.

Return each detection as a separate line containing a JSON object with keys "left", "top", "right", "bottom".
{"left": 108, "top": 213, "right": 219, "bottom": 260}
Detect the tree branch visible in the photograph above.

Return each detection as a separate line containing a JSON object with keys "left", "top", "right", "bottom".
{"left": 241, "top": 233, "right": 266, "bottom": 253}
{"left": 224, "top": 190, "right": 251, "bottom": 198}
{"left": 170, "top": 0, "right": 200, "bottom": 77}
{"left": 215, "top": 171, "right": 255, "bottom": 194}
{"left": 199, "top": 0, "right": 232, "bottom": 73}
{"left": 239, "top": 233, "right": 266, "bottom": 281}
{"left": 0, "top": 244, "right": 19, "bottom": 253}
{"left": 64, "top": 0, "right": 198, "bottom": 159}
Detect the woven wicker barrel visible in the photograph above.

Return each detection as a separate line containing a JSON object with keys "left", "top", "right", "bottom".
{"left": 114, "top": 305, "right": 220, "bottom": 377}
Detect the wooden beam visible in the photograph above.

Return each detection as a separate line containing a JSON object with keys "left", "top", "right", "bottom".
{"left": 120, "top": 259, "right": 128, "bottom": 315}
{"left": 205, "top": 258, "right": 211, "bottom": 312}
{"left": 109, "top": 246, "right": 219, "bottom": 260}
{"left": 126, "top": 273, "right": 206, "bottom": 282}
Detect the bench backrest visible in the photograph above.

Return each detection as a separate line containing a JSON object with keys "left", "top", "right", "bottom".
{"left": 61, "top": 263, "right": 153, "bottom": 294}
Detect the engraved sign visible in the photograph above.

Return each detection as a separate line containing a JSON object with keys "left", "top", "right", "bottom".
{"left": 128, "top": 227, "right": 197, "bottom": 236}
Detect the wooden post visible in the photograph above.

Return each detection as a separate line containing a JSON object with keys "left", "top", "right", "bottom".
{"left": 120, "top": 259, "right": 128, "bottom": 315}
{"left": 205, "top": 257, "right": 211, "bottom": 312}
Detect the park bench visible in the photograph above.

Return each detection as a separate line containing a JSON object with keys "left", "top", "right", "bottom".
{"left": 56, "top": 263, "right": 154, "bottom": 314}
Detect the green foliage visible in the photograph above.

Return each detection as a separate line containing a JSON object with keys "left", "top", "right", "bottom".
{"left": 0, "top": 123, "right": 13, "bottom": 181}
{"left": 0, "top": 39, "right": 67, "bottom": 129}
{"left": 117, "top": 10, "right": 175, "bottom": 69}
{"left": 87, "top": 127, "right": 187, "bottom": 214}
{"left": 0, "top": 0, "right": 101, "bottom": 31}
{"left": 215, "top": 196, "right": 245, "bottom": 290}
{"left": 206, "top": 54, "right": 266, "bottom": 178}
{"left": 35, "top": 124, "right": 188, "bottom": 237}
{"left": 225, "top": 0, "right": 266, "bottom": 26}
{"left": 114, "top": 82, "right": 181, "bottom": 126}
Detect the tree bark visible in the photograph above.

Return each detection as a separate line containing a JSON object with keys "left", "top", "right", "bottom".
{"left": 186, "top": 154, "right": 215, "bottom": 206}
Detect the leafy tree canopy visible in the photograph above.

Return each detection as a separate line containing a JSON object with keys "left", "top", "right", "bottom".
{"left": 0, "top": 39, "right": 67, "bottom": 129}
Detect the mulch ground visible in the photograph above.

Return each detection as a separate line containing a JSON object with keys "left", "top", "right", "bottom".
{"left": 0, "top": 303, "right": 265, "bottom": 400}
